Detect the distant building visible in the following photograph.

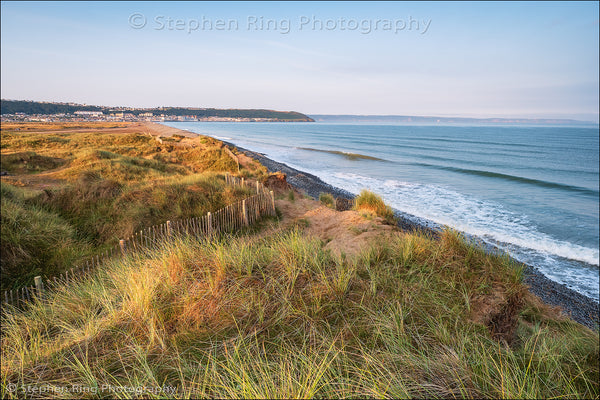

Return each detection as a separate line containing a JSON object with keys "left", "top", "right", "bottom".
{"left": 74, "top": 111, "right": 103, "bottom": 117}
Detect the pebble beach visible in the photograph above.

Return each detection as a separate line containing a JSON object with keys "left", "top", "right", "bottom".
{"left": 230, "top": 142, "right": 599, "bottom": 331}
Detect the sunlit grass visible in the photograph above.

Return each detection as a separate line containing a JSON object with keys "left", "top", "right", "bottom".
{"left": 0, "top": 126, "right": 262, "bottom": 290}
{"left": 2, "top": 229, "right": 597, "bottom": 399}
{"left": 354, "top": 189, "right": 395, "bottom": 223}
{"left": 318, "top": 192, "right": 335, "bottom": 209}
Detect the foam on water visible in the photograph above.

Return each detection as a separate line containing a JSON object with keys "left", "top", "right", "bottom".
{"left": 320, "top": 171, "right": 600, "bottom": 300}
{"left": 168, "top": 122, "right": 599, "bottom": 301}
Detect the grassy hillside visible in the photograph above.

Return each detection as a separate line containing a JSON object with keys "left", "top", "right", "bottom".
{"left": 1, "top": 123, "right": 597, "bottom": 399}
{"left": 0, "top": 123, "right": 266, "bottom": 290}
{"left": 1, "top": 228, "right": 597, "bottom": 398}
{"left": 1, "top": 100, "right": 315, "bottom": 121}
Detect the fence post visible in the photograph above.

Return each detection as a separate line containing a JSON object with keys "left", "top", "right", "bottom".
{"left": 256, "top": 181, "right": 260, "bottom": 193}
{"left": 34, "top": 276, "right": 44, "bottom": 299}
{"left": 167, "top": 220, "right": 172, "bottom": 237}
{"left": 119, "top": 239, "right": 126, "bottom": 256}
{"left": 207, "top": 212, "right": 213, "bottom": 236}
{"left": 242, "top": 199, "right": 249, "bottom": 226}
{"left": 241, "top": 177, "right": 245, "bottom": 188}
{"left": 270, "top": 191, "right": 276, "bottom": 215}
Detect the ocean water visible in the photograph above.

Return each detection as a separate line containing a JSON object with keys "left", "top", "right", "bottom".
{"left": 167, "top": 122, "right": 600, "bottom": 301}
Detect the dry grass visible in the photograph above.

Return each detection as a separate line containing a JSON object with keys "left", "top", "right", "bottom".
{"left": 1, "top": 122, "right": 132, "bottom": 132}
{"left": 1, "top": 123, "right": 597, "bottom": 399}
{"left": 318, "top": 192, "right": 335, "bottom": 208}
{"left": 354, "top": 189, "right": 395, "bottom": 223}
{"left": 0, "top": 123, "right": 262, "bottom": 290}
{"left": 1, "top": 228, "right": 597, "bottom": 399}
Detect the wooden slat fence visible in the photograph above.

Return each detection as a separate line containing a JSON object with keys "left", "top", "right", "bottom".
{"left": 1, "top": 174, "right": 275, "bottom": 309}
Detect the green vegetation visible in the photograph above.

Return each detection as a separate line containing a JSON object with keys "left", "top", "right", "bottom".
{"left": 1, "top": 100, "right": 314, "bottom": 121}
{"left": 1, "top": 100, "right": 103, "bottom": 115}
{"left": 0, "top": 122, "right": 129, "bottom": 132}
{"left": 1, "top": 123, "right": 597, "bottom": 399}
{"left": 319, "top": 192, "right": 335, "bottom": 208}
{"left": 1, "top": 182, "right": 91, "bottom": 289}
{"left": 1, "top": 229, "right": 597, "bottom": 398}
{"left": 354, "top": 189, "right": 395, "bottom": 223}
{"left": 0, "top": 127, "right": 262, "bottom": 290}
{"left": 0, "top": 151, "right": 66, "bottom": 174}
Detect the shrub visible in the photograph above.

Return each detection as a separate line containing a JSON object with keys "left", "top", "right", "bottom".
{"left": 354, "top": 189, "right": 395, "bottom": 223}
{"left": 0, "top": 151, "right": 65, "bottom": 174}
{"left": 319, "top": 192, "right": 335, "bottom": 208}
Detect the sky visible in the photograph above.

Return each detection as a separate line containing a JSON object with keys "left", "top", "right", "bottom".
{"left": 1, "top": 1, "right": 599, "bottom": 121}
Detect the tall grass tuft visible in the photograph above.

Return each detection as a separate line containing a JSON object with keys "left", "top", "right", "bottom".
{"left": 319, "top": 192, "right": 335, "bottom": 209}
{"left": 1, "top": 229, "right": 597, "bottom": 398}
{"left": 354, "top": 189, "right": 395, "bottom": 223}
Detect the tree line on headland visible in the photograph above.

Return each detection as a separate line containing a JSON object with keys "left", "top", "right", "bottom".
{"left": 0, "top": 99, "right": 314, "bottom": 121}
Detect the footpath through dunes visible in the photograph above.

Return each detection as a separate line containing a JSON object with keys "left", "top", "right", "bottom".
{"left": 275, "top": 197, "right": 396, "bottom": 258}
{"left": 2, "top": 181, "right": 598, "bottom": 398}
{"left": 222, "top": 139, "right": 599, "bottom": 331}
{"left": 272, "top": 190, "right": 591, "bottom": 335}
{"left": 1, "top": 123, "right": 598, "bottom": 398}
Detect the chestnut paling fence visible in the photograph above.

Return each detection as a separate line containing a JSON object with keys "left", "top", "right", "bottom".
{"left": 2, "top": 174, "right": 276, "bottom": 309}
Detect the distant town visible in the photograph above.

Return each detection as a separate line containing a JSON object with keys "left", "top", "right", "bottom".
{"left": 0, "top": 100, "right": 314, "bottom": 122}
{"left": 1, "top": 110, "right": 293, "bottom": 123}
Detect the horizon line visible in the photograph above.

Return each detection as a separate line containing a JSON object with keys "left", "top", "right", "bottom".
{"left": 2, "top": 98, "right": 598, "bottom": 124}
{"left": 308, "top": 113, "right": 599, "bottom": 124}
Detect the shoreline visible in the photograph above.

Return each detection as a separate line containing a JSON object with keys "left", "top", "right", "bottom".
{"left": 222, "top": 140, "right": 599, "bottom": 330}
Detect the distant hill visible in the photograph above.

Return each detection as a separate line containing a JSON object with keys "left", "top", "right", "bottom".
{"left": 310, "top": 114, "right": 597, "bottom": 126}
{"left": 0, "top": 100, "right": 314, "bottom": 121}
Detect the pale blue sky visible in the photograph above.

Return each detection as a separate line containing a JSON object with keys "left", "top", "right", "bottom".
{"left": 1, "top": 1, "right": 598, "bottom": 121}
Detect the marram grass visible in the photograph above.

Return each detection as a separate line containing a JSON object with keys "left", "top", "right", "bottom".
{"left": 354, "top": 189, "right": 395, "bottom": 223}
{"left": 0, "top": 128, "right": 262, "bottom": 290}
{"left": 1, "top": 229, "right": 597, "bottom": 399}
{"left": 318, "top": 192, "right": 335, "bottom": 209}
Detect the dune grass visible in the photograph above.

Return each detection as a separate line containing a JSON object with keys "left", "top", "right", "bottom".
{"left": 0, "top": 151, "right": 66, "bottom": 174}
{"left": 1, "top": 124, "right": 597, "bottom": 399}
{"left": 0, "top": 182, "right": 91, "bottom": 290}
{"left": 354, "top": 189, "right": 395, "bottom": 223}
{"left": 1, "top": 228, "right": 597, "bottom": 399}
{"left": 0, "top": 122, "right": 131, "bottom": 132}
{"left": 319, "top": 192, "right": 335, "bottom": 208}
{"left": 0, "top": 127, "right": 261, "bottom": 290}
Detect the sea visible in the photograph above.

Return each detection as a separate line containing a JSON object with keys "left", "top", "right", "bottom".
{"left": 166, "top": 121, "right": 600, "bottom": 302}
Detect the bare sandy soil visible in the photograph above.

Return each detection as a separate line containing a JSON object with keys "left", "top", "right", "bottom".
{"left": 276, "top": 197, "right": 397, "bottom": 258}
{"left": 4, "top": 121, "right": 596, "bottom": 329}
